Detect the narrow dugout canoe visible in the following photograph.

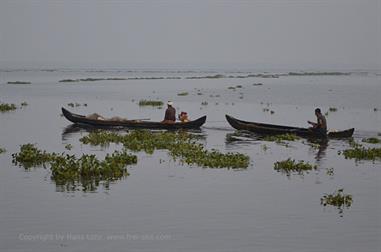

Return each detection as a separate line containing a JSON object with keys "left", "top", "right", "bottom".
{"left": 225, "top": 115, "right": 354, "bottom": 138}
{"left": 62, "top": 108, "right": 206, "bottom": 129}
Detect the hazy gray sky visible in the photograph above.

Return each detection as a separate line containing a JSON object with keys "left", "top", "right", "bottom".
{"left": 0, "top": 0, "right": 380, "bottom": 69}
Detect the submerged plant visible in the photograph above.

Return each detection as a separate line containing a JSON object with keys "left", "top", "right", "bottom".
{"left": 321, "top": 189, "right": 353, "bottom": 216}
{"left": 138, "top": 100, "right": 163, "bottom": 107}
{"left": 274, "top": 158, "right": 317, "bottom": 176}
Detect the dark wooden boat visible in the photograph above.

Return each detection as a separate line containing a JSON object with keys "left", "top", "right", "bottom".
{"left": 225, "top": 115, "right": 354, "bottom": 138}
{"left": 62, "top": 108, "right": 206, "bottom": 129}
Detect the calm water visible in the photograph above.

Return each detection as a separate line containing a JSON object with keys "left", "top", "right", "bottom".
{"left": 0, "top": 69, "right": 380, "bottom": 252}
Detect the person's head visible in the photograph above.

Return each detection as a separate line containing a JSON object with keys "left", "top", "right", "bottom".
{"left": 315, "top": 108, "right": 321, "bottom": 116}
{"left": 167, "top": 101, "right": 173, "bottom": 107}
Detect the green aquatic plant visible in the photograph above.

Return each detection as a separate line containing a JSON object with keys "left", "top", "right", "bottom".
{"left": 138, "top": 100, "right": 164, "bottom": 107}
{"left": 0, "top": 103, "right": 17, "bottom": 112}
{"left": 12, "top": 144, "right": 137, "bottom": 191}
{"left": 362, "top": 137, "right": 381, "bottom": 144}
{"left": 342, "top": 146, "right": 381, "bottom": 161}
{"left": 20, "top": 102, "right": 28, "bottom": 106}
{"left": 227, "top": 86, "right": 236, "bottom": 90}
{"left": 7, "top": 81, "right": 31, "bottom": 84}
{"left": 274, "top": 158, "right": 317, "bottom": 176}
{"left": 236, "top": 85, "right": 243, "bottom": 88}
{"left": 64, "top": 144, "right": 73, "bottom": 150}
{"left": 326, "top": 167, "right": 334, "bottom": 176}
{"left": 263, "top": 134, "right": 300, "bottom": 143}
{"left": 321, "top": 189, "right": 353, "bottom": 216}
{"left": 12, "top": 143, "right": 57, "bottom": 168}
{"left": 177, "top": 92, "right": 189, "bottom": 96}
{"left": 201, "top": 101, "right": 208, "bottom": 106}
{"left": 0, "top": 147, "right": 6, "bottom": 154}
{"left": 50, "top": 150, "right": 136, "bottom": 186}
{"left": 329, "top": 107, "right": 338, "bottom": 112}
{"left": 80, "top": 130, "right": 250, "bottom": 169}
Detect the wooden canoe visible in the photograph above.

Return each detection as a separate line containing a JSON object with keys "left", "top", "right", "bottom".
{"left": 62, "top": 108, "right": 206, "bottom": 129}
{"left": 225, "top": 115, "right": 354, "bottom": 138}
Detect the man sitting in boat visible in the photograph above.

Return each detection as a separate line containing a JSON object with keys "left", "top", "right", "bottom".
{"left": 162, "top": 101, "right": 176, "bottom": 124}
{"left": 308, "top": 108, "right": 327, "bottom": 136}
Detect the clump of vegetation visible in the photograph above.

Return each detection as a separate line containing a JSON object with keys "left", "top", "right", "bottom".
{"left": 0, "top": 103, "right": 17, "bottom": 112}
{"left": 7, "top": 81, "right": 31, "bottom": 84}
{"left": 138, "top": 100, "right": 164, "bottom": 107}
{"left": 21, "top": 102, "right": 28, "bottom": 106}
{"left": 0, "top": 147, "right": 6, "bottom": 154}
{"left": 227, "top": 86, "right": 236, "bottom": 90}
{"left": 326, "top": 167, "right": 334, "bottom": 176}
{"left": 12, "top": 144, "right": 137, "bottom": 191}
{"left": 274, "top": 158, "right": 317, "bottom": 176}
{"left": 252, "top": 83, "right": 263, "bottom": 86}
{"left": 201, "top": 101, "right": 208, "bottom": 106}
{"left": 329, "top": 107, "right": 338, "bottom": 112}
{"left": 362, "top": 137, "right": 381, "bottom": 144}
{"left": 65, "top": 144, "right": 73, "bottom": 150}
{"left": 236, "top": 85, "right": 243, "bottom": 88}
{"left": 67, "top": 102, "right": 86, "bottom": 108}
{"left": 80, "top": 130, "right": 250, "bottom": 169}
{"left": 12, "top": 144, "right": 57, "bottom": 168}
{"left": 50, "top": 150, "right": 136, "bottom": 189}
{"left": 321, "top": 189, "right": 353, "bottom": 216}
{"left": 177, "top": 92, "right": 189, "bottom": 96}
{"left": 342, "top": 146, "right": 381, "bottom": 161}
{"left": 263, "top": 134, "right": 300, "bottom": 143}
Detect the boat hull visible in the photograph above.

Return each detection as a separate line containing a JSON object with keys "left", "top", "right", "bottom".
{"left": 225, "top": 115, "right": 354, "bottom": 138}
{"left": 62, "top": 108, "right": 206, "bottom": 129}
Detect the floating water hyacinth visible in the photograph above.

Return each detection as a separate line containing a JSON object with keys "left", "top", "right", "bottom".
{"left": 342, "top": 146, "right": 381, "bottom": 161}
{"left": 0, "top": 147, "right": 6, "bottom": 154}
{"left": 362, "top": 137, "right": 381, "bottom": 144}
{"left": 0, "top": 103, "right": 17, "bottom": 112}
{"left": 263, "top": 134, "right": 300, "bottom": 143}
{"left": 177, "top": 92, "right": 189, "bottom": 96}
{"left": 321, "top": 189, "right": 353, "bottom": 217}
{"left": 80, "top": 130, "right": 250, "bottom": 169}
{"left": 138, "top": 100, "right": 164, "bottom": 107}
{"left": 12, "top": 144, "right": 137, "bottom": 191}
{"left": 274, "top": 158, "right": 317, "bottom": 176}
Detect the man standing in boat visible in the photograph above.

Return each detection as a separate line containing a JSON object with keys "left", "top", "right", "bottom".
{"left": 308, "top": 108, "right": 327, "bottom": 136}
{"left": 162, "top": 101, "right": 176, "bottom": 123}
